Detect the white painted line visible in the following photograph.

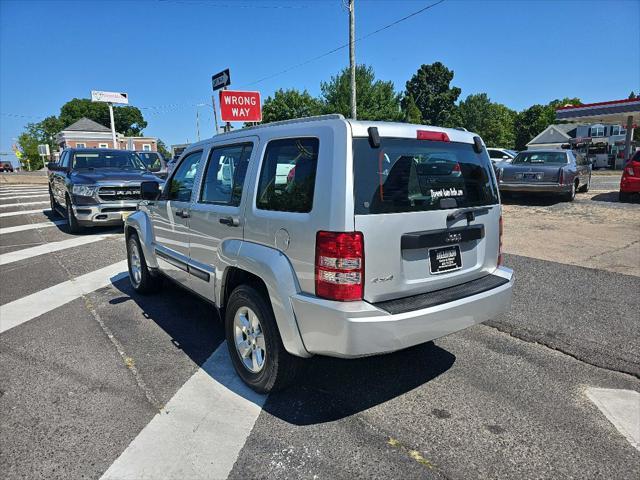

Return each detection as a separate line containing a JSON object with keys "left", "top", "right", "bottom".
{"left": 586, "top": 387, "right": 640, "bottom": 451}
{"left": 0, "top": 260, "right": 128, "bottom": 334}
{"left": 0, "top": 186, "right": 48, "bottom": 191}
{"left": 100, "top": 342, "right": 266, "bottom": 480}
{"left": 0, "top": 189, "right": 48, "bottom": 194}
{"left": 0, "top": 201, "right": 49, "bottom": 208}
{"left": 0, "top": 233, "right": 120, "bottom": 266}
{"left": 0, "top": 208, "right": 51, "bottom": 218}
{"left": 0, "top": 220, "right": 66, "bottom": 235}
{"left": 0, "top": 193, "right": 49, "bottom": 199}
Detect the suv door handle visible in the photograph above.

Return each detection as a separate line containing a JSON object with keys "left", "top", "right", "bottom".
{"left": 219, "top": 216, "right": 239, "bottom": 227}
{"left": 175, "top": 209, "right": 190, "bottom": 218}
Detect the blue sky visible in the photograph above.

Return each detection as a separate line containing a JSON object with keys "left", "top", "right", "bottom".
{"left": 1, "top": 0, "right": 639, "bottom": 164}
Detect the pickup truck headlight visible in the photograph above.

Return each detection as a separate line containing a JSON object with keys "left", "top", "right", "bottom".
{"left": 72, "top": 185, "right": 97, "bottom": 196}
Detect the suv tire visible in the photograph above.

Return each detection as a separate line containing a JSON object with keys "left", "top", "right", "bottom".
{"left": 65, "top": 195, "right": 81, "bottom": 233}
{"left": 225, "top": 284, "right": 301, "bottom": 393}
{"left": 126, "top": 232, "right": 161, "bottom": 294}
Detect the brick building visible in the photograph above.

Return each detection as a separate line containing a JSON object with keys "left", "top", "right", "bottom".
{"left": 55, "top": 117, "right": 158, "bottom": 152}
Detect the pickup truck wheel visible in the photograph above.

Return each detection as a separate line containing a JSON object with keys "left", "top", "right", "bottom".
{"left": 65, "top": 195, "right": 81, "bottom": 233}
{"left": 127, "top": 233, "right": 161, "bottom": 294}
{"left": 226, "top": 285, "right": 301, "bottom": 393}
{"left": 49, "top": 189, "right": 62, "bottom": 217}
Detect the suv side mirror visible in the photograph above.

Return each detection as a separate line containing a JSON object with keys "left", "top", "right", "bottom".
{"left": 47, "top": 162, "right": 59, "bottom": 171}
{"left": 141, "top": 181, "right": 161, "bottom": 201}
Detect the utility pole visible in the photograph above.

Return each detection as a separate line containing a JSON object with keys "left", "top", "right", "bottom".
{"left": 211, "top": 95, "right": 220, "bottom": 135}
{"left": 108, "top": 103, "right": 118, "bottom": 149}
{"left": 349, "top": 0, "right": 357, "bottom": 120}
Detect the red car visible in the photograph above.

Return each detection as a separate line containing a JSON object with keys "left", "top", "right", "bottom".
{"left": 620, "top": 150, "right": 640, "bottom": 202}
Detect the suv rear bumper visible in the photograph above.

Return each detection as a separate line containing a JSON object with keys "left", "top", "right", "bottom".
{"left": 291, "top": 267, "right": 514, "bottom": 358}
{"left": 74, "top": 202, "right": 138, "bottom": 226}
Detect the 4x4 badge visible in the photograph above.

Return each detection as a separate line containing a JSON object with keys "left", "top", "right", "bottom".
{"left": 372, "top": 275, "right": 393, "bottom": 283}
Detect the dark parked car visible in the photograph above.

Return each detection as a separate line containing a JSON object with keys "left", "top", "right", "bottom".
{"left": 136, "top": 151, "right": 168, "bottom": 179}
{"left": 496, "top": 149, "right": 591, "bottom": 201}
{"left": 0, "top": 160, "right": 14, "bottom": 172}
{"left": 47, "top": 148, "right": 163, "bottom": 233}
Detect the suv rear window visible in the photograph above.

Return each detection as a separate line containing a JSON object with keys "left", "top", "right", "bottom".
{"left": 353, "top": 138, "right": 499, "bottom": 215}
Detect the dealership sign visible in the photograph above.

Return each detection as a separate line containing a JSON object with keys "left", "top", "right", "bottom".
{"left": 91, "top": 90, "right": 129, "bottom": 104}
{"left": 219, "top": 90, "right": 261, "bottom": 122}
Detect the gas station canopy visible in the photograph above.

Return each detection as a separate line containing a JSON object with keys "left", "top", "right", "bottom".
{"left": 556, "top": 98, "right": 639, "bottom": 166}
{"left": 556, "top": 98, "right": 640, "bottom": 125}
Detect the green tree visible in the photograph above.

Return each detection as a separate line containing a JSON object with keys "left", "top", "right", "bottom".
{"left": 320, "top": 65, "right": 402, "bottom": 121}
{"left": 16, "top": 131, "right": 42, "bottom": 170}
{"left": 514, "top": 98, "right": 581, "bottom": 150}
{"left": 157, "top": 139, "right": 171, "bottom": 159}
{"left": 514, "top": 105, "right": 549, "bottom": 150}
{"left": 403, "top": 62, "right": 462, "bottom": 127}
{"left": 629, "top": 91, "right": 637, "bottom": 99}
{"left": 16, "top": 116, "right": 65, "bottom": 170}
{"left": 458, "top": 93, "right": 517, "bottom": 148}
{"left": 59, "top": 98, "right": 147, "bottom": 135}
{"left": 401, "top": 94, "right": 423, "bottom": 124}
{"left": 261, "top": 88, "right": 324, "bottom": 123}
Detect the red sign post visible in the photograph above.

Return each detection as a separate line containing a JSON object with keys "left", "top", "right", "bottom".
{"left": 219, "top": 90, "right": 262, "bottom": 122}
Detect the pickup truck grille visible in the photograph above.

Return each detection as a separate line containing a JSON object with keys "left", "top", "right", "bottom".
{"left": 98, "top": 186, "right": 141, "bottom": 201}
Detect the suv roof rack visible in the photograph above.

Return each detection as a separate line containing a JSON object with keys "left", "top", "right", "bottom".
{"left": 215, "top": 114, "right": 346, "bottom": 137}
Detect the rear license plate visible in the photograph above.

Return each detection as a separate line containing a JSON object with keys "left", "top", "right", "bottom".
{"left": 429, "top": 245, "right": 462, "bottom": 274}
{"left": 121, "top": 212, "right": 132, "bottom": 221}
{"left": 522, "top": 172, "right": 543, "bottom": 180}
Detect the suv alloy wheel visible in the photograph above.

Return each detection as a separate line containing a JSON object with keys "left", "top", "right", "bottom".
{"left": 126, "top": 233, "right": 161, "bottom": 293}
{"left": 225, "top": 285, "right": 301, "bottom": 393}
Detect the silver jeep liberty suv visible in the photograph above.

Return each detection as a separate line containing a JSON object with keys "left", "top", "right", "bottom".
{"left": 125, "top": 114, "right": 514, "bottom": 393}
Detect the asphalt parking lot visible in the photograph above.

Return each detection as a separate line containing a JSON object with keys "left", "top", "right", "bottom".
{"left": 1, "top": 179, "right": 638, "bottom": 480}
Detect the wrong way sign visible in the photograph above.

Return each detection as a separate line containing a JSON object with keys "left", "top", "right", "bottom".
{"left": 219, "top": 91, "right": 262, "bottom": 122}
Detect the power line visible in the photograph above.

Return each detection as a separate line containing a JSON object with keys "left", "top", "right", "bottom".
{"left": 3, "top": 0, "right": 447, "bottom": 119}
{"left": 244, "top": 0, "right": 446, "bottom": 87}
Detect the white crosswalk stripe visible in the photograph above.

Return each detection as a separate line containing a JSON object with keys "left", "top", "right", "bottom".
{"left": 0, "top": 233, "right": 120, "bottom": 266}
{"left": 586, "top": 387, "right": 640, "bottom": 451}
{"left": 0, "top": 193, "right": 49, "bottom": 199}
{"left": 0, "top": 220, "right": 66, "bottom": 235}
{"left": 0, "top": 201, "right": 49, "bottom": 208}
{"left": 0, "top": 208, "right": 51, "bottom": 218}
{"left": 0, "top": 260, "right": 128, "bottom": 334}
{"left": 100, "top": 342, "right": 266, "bottom": 480}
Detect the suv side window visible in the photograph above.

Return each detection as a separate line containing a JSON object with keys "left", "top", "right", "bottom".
{"left": 200, "top": 143, "right": 253, "bottom": 206}
{"left": 256, "top": 137, "right": 319, "bottom": 213}
{"left": 166, "top": 151, "right": 202, "bottom": 202}
{"left": 488, "top": 150, "right": 502, "bottom": 159}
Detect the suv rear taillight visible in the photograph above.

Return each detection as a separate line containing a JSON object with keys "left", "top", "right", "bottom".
{"left": 315, "top": 231, "right": 364, "bottom": 301}
{"left": 559, "top": 168, "right": 565, "bottom": 185}
{"left": 626, "top": 166, "right": 635, "bottom": 176}
{"left": 498, "top": 215, "right": 504, "bottom": 266}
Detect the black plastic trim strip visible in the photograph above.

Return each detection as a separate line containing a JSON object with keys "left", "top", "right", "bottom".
{"left": 188, "top": 264, "right": 211, "bottom": 282}
{"left": 373, "top": 274, "right": 509, "bottom": 315}
{"left": 401, "top": 224, "right": 484, "bottom": 250}
{"left": 155, "top": 248, "right": 188, "bottom": 272}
